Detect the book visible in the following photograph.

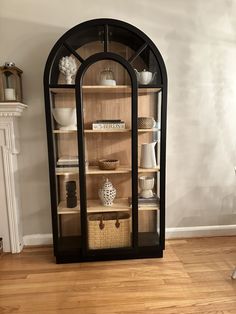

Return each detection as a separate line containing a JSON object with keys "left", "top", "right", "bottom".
{"left": 92, "top": 121, "right": 126, "bottom": 130}
{"left": 57, "top": 156, "right": 79, "bottom": 167}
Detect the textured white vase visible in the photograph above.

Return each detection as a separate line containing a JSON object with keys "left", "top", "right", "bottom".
{"left": 98, "top": 178, "right": 116, "bottom": 206}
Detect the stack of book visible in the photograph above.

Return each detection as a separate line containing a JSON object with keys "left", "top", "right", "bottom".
{"left": 128, "top": 195, "right": 160, "bottom": 209}
{"left": 92, "top": 119, "right": 126, "bottom": 130}
{"left": 57, "top": 156, "right": 79, "bottom": 167}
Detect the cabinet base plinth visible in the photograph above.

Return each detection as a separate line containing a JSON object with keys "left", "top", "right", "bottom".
{"left": 56, "top": 248, "right": 164, "bottom": 264}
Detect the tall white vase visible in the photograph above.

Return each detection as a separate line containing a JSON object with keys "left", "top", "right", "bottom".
{"left": 140, "top": 142, "right": 157, "bottom": 168}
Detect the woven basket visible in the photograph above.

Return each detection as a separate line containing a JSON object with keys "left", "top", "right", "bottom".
{"left": 137, "top": 117, "right": 155, "bottom": 129}
{"left": 88, "top": 212, "right": 131, "bottom": 249}
{"left": 98, "top": 159, "right": 120, "bottom": 170}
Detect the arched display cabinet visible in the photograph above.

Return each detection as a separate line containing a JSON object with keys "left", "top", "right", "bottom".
{"left": 44, "top": 18, "right": 167, "bottom": 263}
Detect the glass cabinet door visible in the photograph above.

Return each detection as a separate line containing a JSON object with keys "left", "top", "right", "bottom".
{"left": 132, "top": 46, "right": 162, "bottom": 248}
{"left": 79, "top": 59, "right": 134, "bottom": 251}
{"left": 49, "top": 87, "right": 82, "bottom": 256}
{"left": 137, "top": 89, "right": 161, "bottom": 247}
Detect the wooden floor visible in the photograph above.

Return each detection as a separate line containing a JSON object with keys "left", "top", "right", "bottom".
{"left": 0, "top": 237, "right": 236, "bottom": 314}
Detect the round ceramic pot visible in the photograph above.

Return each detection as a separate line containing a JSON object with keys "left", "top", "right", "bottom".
{"left": 139, "top": 176, "right": 154, "bottom": 198}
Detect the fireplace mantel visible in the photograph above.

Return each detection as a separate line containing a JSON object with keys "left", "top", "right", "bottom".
{"left": 0, "top": 102, "right": 27, "bottom": 252}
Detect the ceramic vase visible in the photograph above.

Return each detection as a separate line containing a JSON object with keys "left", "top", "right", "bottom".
{"left": 98, "top": 178, "right": 116, "bottom": 206}
{"left": 140, "top": 142, "right": 157, "bottom": 168}
{"left": 139, "top": 176, "right": 154, "bottom": 198}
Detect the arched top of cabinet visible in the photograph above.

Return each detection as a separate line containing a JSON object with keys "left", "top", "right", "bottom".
{"left": 44, "top": 18, "right": 167, "bottom": 87}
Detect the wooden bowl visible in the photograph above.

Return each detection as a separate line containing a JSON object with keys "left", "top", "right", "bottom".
{"left": 98, "top": 159, "right": 120, "bottom": 170}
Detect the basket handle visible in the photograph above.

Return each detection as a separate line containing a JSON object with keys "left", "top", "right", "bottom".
{"left": 99, "top": 215, "right": 105, "bottom": 230}
{"left": 115, "top": 214, "right": 120, "bottom": 229}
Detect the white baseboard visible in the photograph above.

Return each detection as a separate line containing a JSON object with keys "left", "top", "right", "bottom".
{"left": 23, "top": 234, "right": 53, "bottom": 246}
{"left": 23, "top": 225, "right": 236, "bottom": 246}
{"left": 166, "top": 225, "right": 236, "bottom": 239}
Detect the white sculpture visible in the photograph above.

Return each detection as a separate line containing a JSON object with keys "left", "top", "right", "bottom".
{"left": 59, "top": 56, "right": 78, "bottom": 84}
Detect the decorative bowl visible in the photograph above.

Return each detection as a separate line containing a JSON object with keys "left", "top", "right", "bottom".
{"left": 98, "top": 159, "right": 120, "bottom": 170}
{"left": 137, "top": 117, "right": 155, "bottom": 129}
{"left": 52, "top": 108, "right": 77, "bottom": 130}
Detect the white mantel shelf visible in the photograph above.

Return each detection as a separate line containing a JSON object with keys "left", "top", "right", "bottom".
{"left": 0, "top": 102, "right": 28, "bottom": 116}
{"left": 0, "top": 102, "right": 27, "bottom": 253}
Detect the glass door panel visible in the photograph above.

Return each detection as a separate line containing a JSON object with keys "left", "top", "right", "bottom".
{"left": 50, "top": 88, "right": 81, "bottom": 254}
{"left": 138, "top": 88, "right": 161, "bottom": 247}
{"left": 65, "top": 25, "right": 105, "bottom": 60}
{"left": 107, "top": 25, "right": 145, "bottom": 61}
{"left": 81, "top": 59, "right": 133, "bottom": 250}
{"left": 131, "top": 46, "right": 162, "bottom": 86}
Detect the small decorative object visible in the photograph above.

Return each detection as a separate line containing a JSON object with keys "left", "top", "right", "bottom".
{"left": 139, "top": 176, "right": 154, "bottom": 198}
{"left": 52, "top": 108, "right": 77, "bottom": 130}
{"left": 98, "top": 159, "right": 120, "bottom": 170}
{"left": 134, "top": 69, "right": 156, "bottom": 85}
{"left": 140, "top": 141, "right": 157, "bottom": 168}
{"left": 0, "top": 62, "right": 23, "bottom": 102}
{"left": 66, "top": 181, "right": 77, "bottom": 208}
{"left": 99, "top": 68, "right": 116, "bottom": 86}
{"left": 92, "top": 119, "right": 125, "bottom": 130}
{"left": 138, "top": 117, "right": 156, "bottom": 129}
{"left": 98, "top": 178, "right": 116, "bottom": 206}
{"left": 59, "top": 56, "right": 78, "bottom": 84}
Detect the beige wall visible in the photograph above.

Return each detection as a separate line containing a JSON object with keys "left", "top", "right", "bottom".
{"left": 0, "top": 0, "right": 236, "bottom": 236}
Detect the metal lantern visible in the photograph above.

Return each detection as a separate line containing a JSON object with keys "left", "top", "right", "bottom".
{"left": 0, "top": 62, "right": 23, "bottom": 102}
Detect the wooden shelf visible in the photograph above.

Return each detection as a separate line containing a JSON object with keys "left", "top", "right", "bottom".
{"left": 53, "top": 128, "right": 159, "bottom": 134}
{"left": 138, "top": 206, "right": 160, "bottom": 211}
{"left": 138, "top": 166, "right": 160, "bottom": 173}
{"left": 87, "top": 166, "right": 131, "bottom": 174}
{"left": 53, "top": 130, "right": 77, "bottom": 134}
{"left": 58, "top": 198, "right": 130, "bottom": 214}
{"left": 50, "top": 85, "right": 161, "bottom": 94}
{"left": 138, "top": 128, "right": 159, "bottom": 133}
{"left": 58, "top": 201, "right": 80, "bottom": 214}
{"left": 56, "top": 166, "right": 160, "bottom": 176}
{"left": 85, "top": 129, "right": 131, "bottom": 133}
{"left": 87, "top": 198, "right": 130, "bottom": 213}
{"left": 58, "top": 198, "right": 159, "bottom": 214}
{"left": 56, "top": 167, "right": 78, "bottom": 176}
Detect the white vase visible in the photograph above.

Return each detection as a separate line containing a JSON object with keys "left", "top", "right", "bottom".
{"left": 140, "top": 142, "right": 157, "bottom": 168}
{"left": 98, "top": 178, "right": 116, "bottom": 206}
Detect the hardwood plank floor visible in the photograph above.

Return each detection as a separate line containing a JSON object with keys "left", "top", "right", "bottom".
{"left": 0, "top": 236, "right": 236, "bottom": 313}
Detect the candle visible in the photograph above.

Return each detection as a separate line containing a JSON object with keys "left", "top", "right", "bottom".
{"left": 4, "top": 88, "right": 16, "bottom": 101}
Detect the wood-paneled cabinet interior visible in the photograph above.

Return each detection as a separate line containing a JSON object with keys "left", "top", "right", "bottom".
{"left": 44, "top": 19, "right": 167, "bottom": 263}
